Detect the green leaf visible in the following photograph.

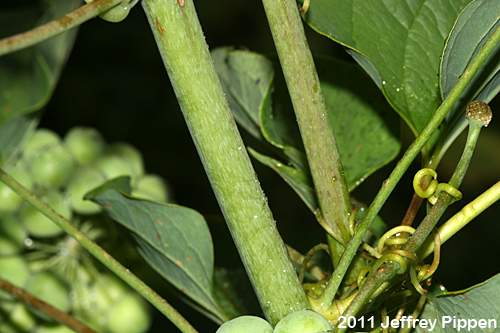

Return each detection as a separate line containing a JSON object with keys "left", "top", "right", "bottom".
{"left": 0, "top": 0, "right": 80, "bottom": 125}
{"left": 318, "top": 57, "right": 400, "bottom": 189}
{"left": 87, "top": 179, "right": 224, "bottom": 320}
{"left": 212, "top": 47, "right": 274, "bottom": 139}
{"left": 0, "top": 115, "right": 37, "bottom": 165}
{"left": 440, "top": 0, "right": 500, "bottom": 103}
{"left": 303, "top": 0, "right": 473, "bottom": 134}
{"left": 249, "top": 148, "right": 318, "bottom": 212}
{"left": 417, "top": 274, "right": 500, "bottom": 333}
{"left": 257, "top": 57, "right": 400, "bottom": 191}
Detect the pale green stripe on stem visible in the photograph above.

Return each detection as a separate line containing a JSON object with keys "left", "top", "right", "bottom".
{"left": 422, "top": 180, "right": 500, "bottom": 258}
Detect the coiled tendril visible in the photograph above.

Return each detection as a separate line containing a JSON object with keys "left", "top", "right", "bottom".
{"left": 413, "top": 168, "right": 462, "bottom": 204}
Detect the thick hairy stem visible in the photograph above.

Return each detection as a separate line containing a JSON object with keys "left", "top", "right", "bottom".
{"left": 320, "top": 26, "right": 500, "bottom": 309}
{"left": 260, "top": 0, "right": 352, "bottom": 244}
{"left": 0, "top": 169, "right": 198, "bottom": 333}
{"left": 142, "top": 0, "right": 309, "bottom": 324}
{"left": 0, "top": 0, "right": 122, "bottom": 57}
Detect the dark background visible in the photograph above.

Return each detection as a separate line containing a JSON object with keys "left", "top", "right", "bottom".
{"left": 4, "top": 1, "right": 500, "bottom": 332}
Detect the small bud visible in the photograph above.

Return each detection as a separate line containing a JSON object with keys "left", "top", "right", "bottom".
{"left": 466, "top": 100, "right": 492, "bottom": 127}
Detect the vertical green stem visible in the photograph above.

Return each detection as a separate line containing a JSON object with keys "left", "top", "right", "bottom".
{"left": 260, "top": 0, "right": 352, "bottom": 244}
{"left": 142, "top": 0, "right": 308, "bottom": 324}
{"left": 0, "top": 169, "right": 197, "bottom": 333}
{"left": 320, "top": 26, "right": 500, "bottom": 309}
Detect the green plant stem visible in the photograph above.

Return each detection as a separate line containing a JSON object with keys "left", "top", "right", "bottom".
{"left": 336, "top": 114, "right": 486, "bottom": 331}
{"left": 0, "top": 169, "right": 198, "bottom": 333}
{"left": 319, "top": 25, "right": 500, "bottom": 309}
{"left": 260, "top": 0, "right": 351, "bottom": 244}
{"left": 142, "top": 0, "right": 308, "bottom": 324}
{"left": 421, "top": 180, "right": 500, "bottom": 258}
{"left": 0, "top": 0, "right": 122, "bottom": 57}
{"left": 404, "top": 122, "right": 482, "bottom": 251}
{"left": 0, "top": 277, "right": 96, "bottom": 333}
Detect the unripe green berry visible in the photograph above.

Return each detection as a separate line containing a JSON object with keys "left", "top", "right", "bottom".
{"left": 66, "top": 167, "right": 106, "bottom": 214}
{"left": 95, "top": 156, "right": 135, "bottom": 181}
{"left": 273, "top": 310, "right": 332, "bottom": 333}
{"left": 132, "top": 174, "right": 169, "bottom": 202}
{"left": 9, "top": 305, "right": 36, "bottom": 331}
{"left": 64, "top": 127, "right": 105, "bottom": 165}
{"left": 25, "top": 272, "right": 70, "bottom": 313}
{"left": 106, "top": 293, "right": 151, "bottom": 333}
{"left": 0, "top": 214, "right": 28, "bottom": 246}
{"left": 75, "top": 274, "right": 128, "bottom": 329}
{"left": 23, "top": 129, "right": 60, "bottom": 160}
{"left": 0, "top": 255, "right": 30, "bottom": 300}
{"left": 216, "top": 316, "right": 273, "bottom": 333}
{"left": 94, "top": 275, "right": 127, "bottom": 303}
{"left": 0, "top": 165, "right": 33, "bottom": 214}
{"left": 107, "top": 143, "right": 144, "bottom": 177}
{"left": 21, "top": 191, "right": 71, "bottom": 238}
{"left": 0, "top": 236, "right": 19, "bottom": 255}
{"left": 29, "top": 144, "right": 76, "bottom": 189}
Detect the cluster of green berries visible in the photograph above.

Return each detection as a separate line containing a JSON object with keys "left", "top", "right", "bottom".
{"left": 0, "top": 262, "right": 151, "bottom": 333}
{"left": 0, "top": 127, "right": 170, "bottom": 332}
{"left": 0, "top": 127, "right": 170, "bottom": 235}
{"left": 216, "top": 310, "right": 332, "bottom": 333}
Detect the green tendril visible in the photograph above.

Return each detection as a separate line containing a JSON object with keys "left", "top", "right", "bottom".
{"left": 413, "top": 168, "right": 462, "bottom": 205}
{"left": 376, "top": 226, "right": 416, "bottom": 254}
{"left": 299, "top": 243, "right": 330, "bottom": 283}
{"left": 428, "top": 183, "right": 463, "bottom": 205}
{"left": 413, "top": 168, "right": 438, "bottom": 198}
{"left": 300, "top": 0, "right": 311, "bottom": 15}
{"left": 410, "top": 266, "right": 427, "bottom": 295}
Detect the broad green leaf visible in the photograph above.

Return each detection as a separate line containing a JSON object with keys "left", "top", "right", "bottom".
{"left": 257, "top": 57, "right": 400, "bottom": 191}
{"left": 417, "top": 273, "right": 500, "bottom": 333}
{"left": 440, "top": 0, "right": 500, "bottom": 103}
{"left": 0, "top": 115, "right": 37, "bottom": 165}
{"left": 212, "top": 47, "right": 274, "bottom": 139}
{"left": 0, "top": 0, "right": 79, "bottom": 125}
{"left": 318, "top": 58, "right": 400, "bottom": 188}
{"left": 87, "top": 179, "right": 224, "bottom": 320}
{"left": 303, "top": 0, "right": 473, "bottom": 134}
